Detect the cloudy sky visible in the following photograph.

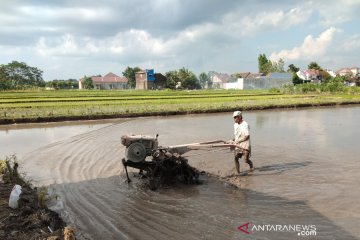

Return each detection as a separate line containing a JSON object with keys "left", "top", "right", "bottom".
{"left": 1, "top": 0, "right": 359, "bottom": 80}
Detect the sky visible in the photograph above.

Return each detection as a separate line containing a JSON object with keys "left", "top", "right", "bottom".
{"left": 0, "top": 0, "right": 359, "bottom": 80}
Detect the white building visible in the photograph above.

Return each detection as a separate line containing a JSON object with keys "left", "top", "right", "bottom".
{"left": 336, "top": 67, "right": 359, "bottom": 77}
{"left": 326, "top": 69, "right": 336, "bottom": 78}
{"left": 208, "top": 71, "right": 230, "bottom": 89}
{"left": 224, "top": 73, "right": 292, "bottom": 90}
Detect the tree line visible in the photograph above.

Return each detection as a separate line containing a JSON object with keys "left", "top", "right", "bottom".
{"left": 0, "top": 60, "right": 214, "bottom": 90}
{"left": 0, "top": 61, "right": 79, "bottom": 90}
{"left": 45, "top": 79, "right": 79, "bottom": 89}
{"left": 0, "top": 61, "right": 45, "bottom": 90}
{"left": 257, "top": 53, "right": 350, "bottom": 85}
{"left": 121, "top": 66, "right": 210, "bottom": 90}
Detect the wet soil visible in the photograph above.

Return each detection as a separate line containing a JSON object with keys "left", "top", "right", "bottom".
{"left": 0, "top": 178, "right": 70, "bottom": 240}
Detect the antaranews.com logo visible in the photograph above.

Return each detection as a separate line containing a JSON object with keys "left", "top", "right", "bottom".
{"left": 238, "top": 222, "right": 317, "bottom": 237}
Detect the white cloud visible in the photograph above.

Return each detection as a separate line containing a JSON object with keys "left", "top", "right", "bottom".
{"left": 37, "top": 34, "right": 81, "bottom": 56}
{"left": 223, "top": 6, "right": 312, "bottom": 36}
{"left": 313, "top": 0, "right": 360, "bottom": 26}
{"left": 270, "top": 27, "right": 338, "bottom": 61}
{"left": 35, "top": 30, "right": 167, "bottom": 59}
{"left": 341, "top": 34, "right": 360, "bottom": 51}
{"left": 19, "top": 6, "right": 112, "bottom": 22}
{"left": 0, "top": 46, "right": 22, "bottom": 55}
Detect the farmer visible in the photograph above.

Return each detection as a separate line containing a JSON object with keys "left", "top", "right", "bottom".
{"left": 231, "top": 110, "right": 254, "bottom": 174}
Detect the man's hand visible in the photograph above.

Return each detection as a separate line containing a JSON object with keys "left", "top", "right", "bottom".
{"left": 227, "top": 140, "right": 235, "bottom": 151}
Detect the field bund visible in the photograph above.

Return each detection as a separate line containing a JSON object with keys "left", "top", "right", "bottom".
{"left": 1, "top": 89, "right": 360, "bottom": 124}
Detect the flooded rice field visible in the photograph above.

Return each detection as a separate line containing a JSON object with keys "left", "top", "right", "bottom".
{"left": 1, "top": 106, "right": 360, "bottom": 239}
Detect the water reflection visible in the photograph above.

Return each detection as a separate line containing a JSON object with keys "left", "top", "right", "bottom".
{"left": 0, "top": 119, "right": 127, "bottom": 159}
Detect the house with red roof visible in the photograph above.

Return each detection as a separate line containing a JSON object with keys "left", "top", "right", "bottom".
{"left": 296, "top": 69, "right": 322, "bottom": 83}
{"left": 79, "top": 72, "right": 128, "bottom": 90}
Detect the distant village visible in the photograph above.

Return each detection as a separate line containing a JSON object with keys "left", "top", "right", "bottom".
{"left": 78, "top": 66, "right": 360, "bottom": 91}
{"left": 1, "top": 59, "right": 359, "bottom": 91}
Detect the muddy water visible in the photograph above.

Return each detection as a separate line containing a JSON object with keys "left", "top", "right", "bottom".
{"left": 0, "top": 119, "right": 121, "bottom": 159}
{"left": 2, "top": 106, "right": 359, "bottom": 239}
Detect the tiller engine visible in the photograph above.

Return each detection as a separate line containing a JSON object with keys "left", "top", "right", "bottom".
{"left": 121, "top": 134, "right": 236, "bottom": 189}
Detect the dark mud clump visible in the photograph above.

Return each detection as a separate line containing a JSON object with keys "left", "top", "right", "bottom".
{"left": 148, "top": 155, "right": 200, "bottom": 190}
{"left": 0, "top": 183, "right": 68, "bottom": 239}
{"left": 124, "top": 154, "right": 201, "bottom": 190}
{"left": 0, "top": 157, "right": 74, "bottom": 240}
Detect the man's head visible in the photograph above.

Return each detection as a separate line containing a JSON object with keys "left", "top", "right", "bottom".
{"left": 233, "top": 111, "right": 242, "bottom": 123}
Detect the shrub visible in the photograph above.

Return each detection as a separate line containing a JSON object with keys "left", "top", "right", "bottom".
{"left": 321, "top": 81, "right": 344, "bottom": 93}
{"left": 295, "top": 83, "right": 318, "bottom": 93}
{"left": 282, "top": 84, "right": 295, "bottom": 94}
{"left": 0, "top": 155, "right": 30, "bottom": 186}
{"left": 0, "top": 159, "right": 6, "bottom": 174}
{"left": 268, "top": 87, "right": 281, "bottom": 93}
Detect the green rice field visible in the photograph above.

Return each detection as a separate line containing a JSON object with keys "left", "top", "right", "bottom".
{"left": 1, "top": 89, "right": 360, "bottom": 124}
